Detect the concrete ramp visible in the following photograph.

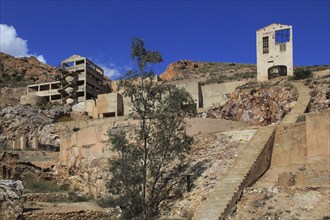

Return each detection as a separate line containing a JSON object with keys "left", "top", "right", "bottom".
{"left": 192, "top": 126, "right": 276, "bottom": 220}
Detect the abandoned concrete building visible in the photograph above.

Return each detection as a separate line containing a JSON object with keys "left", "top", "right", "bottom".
{"left": 257, "top": 23, "right": 293, "bottom": 81}
{"left": 25, "top": 55, "right": 107, "bottom": 105}
{"left": 21, "top": 23, "right": 296, "bottom": 118}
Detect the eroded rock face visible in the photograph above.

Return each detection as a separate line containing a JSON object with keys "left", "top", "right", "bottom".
{"left": 0, "top": 180, "right": 24, "bottom": 220}
{"left": 56, "top": 157, "right": 111, "bottom": 198}
{"left": 219, "top": 82, "right": 298, "bottom": 125}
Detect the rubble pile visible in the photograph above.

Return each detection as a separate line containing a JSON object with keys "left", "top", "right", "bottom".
{"left": 227, "top": 187, "right": 330, "bottom": 220}
{"left": 0, "top": 180, "right": 24, "bottom": 220}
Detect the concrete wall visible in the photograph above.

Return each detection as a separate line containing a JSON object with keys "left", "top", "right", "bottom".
{"left": 201, "top": 81, "right": 246, "bottom": 108}
{"left": 256, "top": 23, "right": 293, "bottom": 81}
{"left": 255, "top": 116, "right": 330, "bottom": 188}
{"left": 271, "top": 123, "right": 307, "bottom": 167}
{"left": 306, "top": 110, "right": 330, "bottom": 163}
{"left": 185, "top": 118, "right": 250, "bottom": 136}
{"left": 96, "top": 93, "right": 124, "bottom": 117}
{"left": 59, "top": 122, "right": 111, "bottom": 166}
{"left": 176, "top": 82, "right": 203, "bottom": 108}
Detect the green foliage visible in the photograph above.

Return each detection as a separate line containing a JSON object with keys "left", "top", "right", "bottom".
{"left": 96, "top": 197, "right": 117, "bottom": 208}
{"left": 37, "top": 101, "right": 62, "bottom": 110}
{"left": 290, "top": 69, "right": 313, "bottom": 80}
{"left": 24, "top": 180, "right": 69, "bottom": 193}
{"left": 66, "top": 191, "right": 93, "bottom": 202}
{"left": 107, "top": 38, "right": 196, "bottom": 219}
{"left": 310, "top": 90, "right": 318, "bottom": 98}
{"left": 57, "top": 115, "right": 73, "bottom": 122}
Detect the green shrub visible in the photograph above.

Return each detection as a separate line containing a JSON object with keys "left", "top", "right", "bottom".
{"left": 67, "top": 191, "right": 93, "bottom": 202}
{"left": 57, "top": 115, "right": 73, "bottom": 122}
{"left": 310, "top": 90, "right": 318, "bottom": 97}
{"left": 292, "top": 69, "right": 313, "bottom": 80}
{"left": 96, "top": 197, "right": 117, "bottom": 208}
{"left": 24, "top": 180, "right": 61, "bottom": 193}
{"left": 297, "top": 115, "right": 306, "bottom": 122}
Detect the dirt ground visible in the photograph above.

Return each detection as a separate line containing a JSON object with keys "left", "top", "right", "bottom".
{"left": 227, "top": 186, "right": 330, "bottom": 220}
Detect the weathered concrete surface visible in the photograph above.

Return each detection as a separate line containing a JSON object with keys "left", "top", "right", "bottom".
{"left": 58, "top": 116, "right": 128, "bottom": 131}
{"left": 201, "top": 81, "right": 246, "bottom": 108}
{"left": 306, "top": 110, "right": 330, "bottom": 163}
{"left": 185, "top": 118, "right": 250, "bottom": 136}
{"left": 255, "top": 120, "right": 330, "bottom": 188}
{"left": 192, "top": 126, "right": 276, "bottom": 220}
{"left": 271, "top": 123, "right": 307, "bottom": 167}
{"left": 20, "top": 94, "right": 47, "bottom": 105}
{"left": 175, "top": 82, "right": 203, "bottom": 108}
{"left": 59, "top": 122, "right": 111, "bottom": 166}
{"left": 96, "top": 92, "right": 124, "bottom": 117}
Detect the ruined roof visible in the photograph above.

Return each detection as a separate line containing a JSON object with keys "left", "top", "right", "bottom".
{"left": 61, "top": 55, "right": 86, "bottom": 63}
{"left": 256, "top": 23, "right": 292, "bottom": 32}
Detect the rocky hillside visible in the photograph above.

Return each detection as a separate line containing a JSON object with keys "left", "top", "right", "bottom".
{"left": 160, "top": 60, "right": 256, "bottom": 84}
{"left": 160, "top": 60, "right": 330, "bottom": 85}
{"left": 0, "top": 52, "right": 63, "bottom": 110}
{"left": 0, "top": 52, "right": 63, "bottom": 86}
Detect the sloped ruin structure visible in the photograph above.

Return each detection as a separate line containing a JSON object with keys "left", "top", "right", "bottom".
{"left": 257, "top": 23, "right": 293, "bottom": 81}
{"left": 26, "top": 55, "right": 108, "bottom": 105}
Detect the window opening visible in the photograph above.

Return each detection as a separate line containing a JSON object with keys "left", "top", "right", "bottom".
{"left": 275, "top": 29, "right": 290, "bottom": 43}
{"left": 263, "top": 36, "right": 269, "bottom": 54}
{"left": 280, "top": 43, "right": 286, "bottom": 52}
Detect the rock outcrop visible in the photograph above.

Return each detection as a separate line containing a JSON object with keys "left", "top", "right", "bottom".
{"left": 201, "top": 81, "right": 298, "bottom": 125}
{"left": 0, "top": 180, "right": 24, "bottom": 220}
{"left": 220, "top": 82, "right": 298, "bottom": 125}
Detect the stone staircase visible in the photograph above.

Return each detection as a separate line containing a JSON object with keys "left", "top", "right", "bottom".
{"left": 192, "top": 126, "right": 276, "bottom": 220}
{"left": 281, "top": 82, "right": 311, "bottom": 124}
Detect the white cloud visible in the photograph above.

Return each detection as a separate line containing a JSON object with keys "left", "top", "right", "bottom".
{"left": 99, "top": 64, "right": 121, "bottom": 79}
{"left": 0, "top": 24, "right": 47, "bottom": 63}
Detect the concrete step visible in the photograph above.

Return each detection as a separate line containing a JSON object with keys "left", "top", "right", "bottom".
{"left": 193, "top": 126, "right": 276, "bottom": 220}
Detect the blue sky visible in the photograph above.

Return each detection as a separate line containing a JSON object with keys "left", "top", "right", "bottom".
{"left": 0, "top": 1, "right": 329, "bottom": 79}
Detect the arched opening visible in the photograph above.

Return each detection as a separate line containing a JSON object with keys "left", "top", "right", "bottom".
{"left": 268, "top": 65, "right": 287, "bottom": 79}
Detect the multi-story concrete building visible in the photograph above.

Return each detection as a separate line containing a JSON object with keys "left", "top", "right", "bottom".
{"left": 26, "top": 55, "right": 107, "bottom": 105}
{"left": 256, "top": 23, "right": 293, "bottom": 81}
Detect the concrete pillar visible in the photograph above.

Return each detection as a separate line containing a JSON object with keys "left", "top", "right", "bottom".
{"left": 31, "top": 137, "right": 38, "bottom": 150}
{"left": 10, "top": 140, "right": 16, "bottom": 150}
{"left": 19, "top": 135, "right": 26, "bottom": 150}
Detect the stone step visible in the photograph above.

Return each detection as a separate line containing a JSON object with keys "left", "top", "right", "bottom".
{"left": 193, "top": 126, "right": 276, "bottom": 220}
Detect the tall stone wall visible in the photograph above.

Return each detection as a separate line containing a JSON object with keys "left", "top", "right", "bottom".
{"left": 201, "top": 81, "right": 246, "bottom": 108}
{"left": 306, "top": 110, "right": 330, "bottom": 163}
